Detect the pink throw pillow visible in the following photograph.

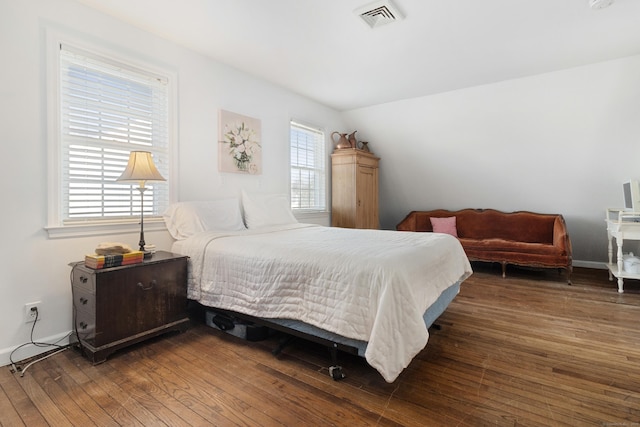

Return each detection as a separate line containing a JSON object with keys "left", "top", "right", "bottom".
{"left": 430, "top": 216, "right": 458, "bottom": 237}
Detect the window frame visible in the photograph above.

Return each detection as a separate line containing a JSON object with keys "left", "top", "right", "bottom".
{"left": 45, "top": 29, "right": 177, "bottom": 238}
{"left": 289, "top": 120, "right": 328, "bottom": 216}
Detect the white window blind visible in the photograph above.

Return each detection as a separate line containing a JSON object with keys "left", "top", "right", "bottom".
{"left": 59, "top": 44, "right": 169, "bottom": 223}
{"left": 290, "top": 121, "right": 326, "bottom": 211}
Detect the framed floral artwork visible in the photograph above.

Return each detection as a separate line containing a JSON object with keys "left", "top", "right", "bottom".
{"left": 218, "top": 110, "right": 262, "bottom": 174}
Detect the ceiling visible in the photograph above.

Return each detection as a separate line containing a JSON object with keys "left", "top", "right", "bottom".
{"left": 74, "top": 0, "right": 640, "bottom": 111}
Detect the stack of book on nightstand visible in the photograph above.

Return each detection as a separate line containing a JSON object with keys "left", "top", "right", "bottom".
{"left": 84, "top": 250, "right": 144, "bottom": 269}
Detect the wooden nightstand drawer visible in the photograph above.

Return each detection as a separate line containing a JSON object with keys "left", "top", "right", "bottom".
{"left": 73, "top": 288, "right": 96, "bottom": 314}
{"left": 74, "top": 310, "right": 96, "bottom": 344}
{"left": 71, "top": 266, "right": 96, "bottom": 293}
{"left": 70, "top": 251, "right": 190, "bottom": 363}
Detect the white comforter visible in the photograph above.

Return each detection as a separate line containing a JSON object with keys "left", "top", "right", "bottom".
{"left": 173, "top": 223, "right": 472, "bottom": 382}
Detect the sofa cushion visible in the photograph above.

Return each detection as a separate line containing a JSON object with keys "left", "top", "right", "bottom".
{"left": 430, "top": 216, "right": 458, "bottom": 237}
{"left": 459, "top": 238, "right": 565, "bottom": 256}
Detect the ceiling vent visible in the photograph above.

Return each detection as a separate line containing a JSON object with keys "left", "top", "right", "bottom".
{"left": 355, "top": 0, "right": 404, "bottom": 28}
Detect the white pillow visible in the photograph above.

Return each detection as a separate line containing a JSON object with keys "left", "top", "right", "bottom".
{"left": 163, "top": 198, "right": 245, "bottom": 240}
{"left": 241, "top": 190, "right": 298, "bottom": 229}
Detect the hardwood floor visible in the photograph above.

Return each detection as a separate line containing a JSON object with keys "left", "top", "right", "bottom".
{"left": 2, "top": 265, "right": 639, "bottom": 426}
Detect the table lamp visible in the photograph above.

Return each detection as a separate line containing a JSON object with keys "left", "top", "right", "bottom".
{"left": 116, "top": 151, "right": 166, "bottom": 257}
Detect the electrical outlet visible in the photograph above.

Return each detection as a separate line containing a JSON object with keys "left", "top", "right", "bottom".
{"left": 24, "top": 302, "right": 41, "bottom": 323}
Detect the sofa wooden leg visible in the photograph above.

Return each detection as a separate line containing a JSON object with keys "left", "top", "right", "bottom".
{"left": 501, "top": 262, "right": 506, "bottom": 278}
{"left": 558, "top": 267, "right": 573, "bottom": 285}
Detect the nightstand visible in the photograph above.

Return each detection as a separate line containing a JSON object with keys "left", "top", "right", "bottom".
{"left": 70, "top": 251, "right": 190, "bottom": 363}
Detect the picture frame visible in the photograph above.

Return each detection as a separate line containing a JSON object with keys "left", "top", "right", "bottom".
{"left": 218, "top": 109, "right": 262, "bottom": 174}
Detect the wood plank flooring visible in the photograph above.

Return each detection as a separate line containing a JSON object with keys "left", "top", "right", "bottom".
{"left": 2, "top": 264, "right": 639, "bottom": 426}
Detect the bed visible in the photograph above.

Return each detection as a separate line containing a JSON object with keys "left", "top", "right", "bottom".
{"left": 164, "top": 193, "right": 472, "bottom": 383}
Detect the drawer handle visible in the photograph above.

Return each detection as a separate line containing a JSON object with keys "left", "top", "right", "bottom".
{"left": 79, "top": 275, "right": 88, "bottom": 283}
{"left": 137, "top": 280, "right": 156, "bottom": 291}
{"left": 79, "top": 322, "right": 87, "bottom": 330}
{"left": 79, "top": 297, "right": 88, "bottom": 305}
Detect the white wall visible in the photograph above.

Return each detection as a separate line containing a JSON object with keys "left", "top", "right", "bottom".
{"left": 0, "top": 0, "right": 346, "bottom": 366}
{"left": 343, "top": 55, "right": 640, "bottom": 264}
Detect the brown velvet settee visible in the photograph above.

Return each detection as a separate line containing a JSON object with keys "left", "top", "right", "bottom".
{"left": 396, "top": 209, "right": 573, "bottom": 283}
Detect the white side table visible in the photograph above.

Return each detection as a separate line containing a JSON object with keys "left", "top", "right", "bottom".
{"left": 605, "top": 208, "right": 640, "bottom": 293}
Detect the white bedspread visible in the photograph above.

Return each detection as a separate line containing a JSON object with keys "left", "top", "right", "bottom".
{"left": 173, "top": 223, "right": 472, "bottom": 382}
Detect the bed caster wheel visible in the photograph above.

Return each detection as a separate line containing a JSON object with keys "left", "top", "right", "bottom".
{"left": 329, "top": 366, "right": 345, "bottom": 381}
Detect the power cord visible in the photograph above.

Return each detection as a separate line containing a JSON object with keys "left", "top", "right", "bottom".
{"left": 10, "top": 262, "right": 88, "bottom": 376}
{"left": 9, "top": 307, "right": 71, "bottom": 377}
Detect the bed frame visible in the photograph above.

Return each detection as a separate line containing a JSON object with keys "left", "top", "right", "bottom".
{"left": 194, "top": 281, "right": 461, "bottom": 381}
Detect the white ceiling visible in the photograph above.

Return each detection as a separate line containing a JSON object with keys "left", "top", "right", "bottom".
{"left": 74, "top": 0, "right": 640, "bottom": 111}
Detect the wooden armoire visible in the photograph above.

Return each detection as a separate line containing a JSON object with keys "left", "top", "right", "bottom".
{"left": 331, "top": 148, "right": 380, "bottom": 229}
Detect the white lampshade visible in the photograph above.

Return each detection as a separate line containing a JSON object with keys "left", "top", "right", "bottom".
{"left": 116, "top": 151, "right": 165, "bottom": 185}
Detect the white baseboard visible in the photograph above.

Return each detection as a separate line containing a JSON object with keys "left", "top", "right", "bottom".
{"left": 0, "top": 330, "right": 73, "bottom": 368}
{"left": 573, "top": 260, "right": 607, "bottom": 270}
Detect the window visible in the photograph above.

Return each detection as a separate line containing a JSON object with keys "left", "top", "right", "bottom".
{"left": 290, "top": 121, "right": 326, "bottom": 212}
{"left": 55, "top": 43, "right": 170, "bottom": 226}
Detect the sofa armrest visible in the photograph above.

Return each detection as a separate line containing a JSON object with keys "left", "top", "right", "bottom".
{"left": 396, "top": 211, "right": 417, "bottom": 231}
{"left": 553, "top": 216, "right": 572, "bottom": 258}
